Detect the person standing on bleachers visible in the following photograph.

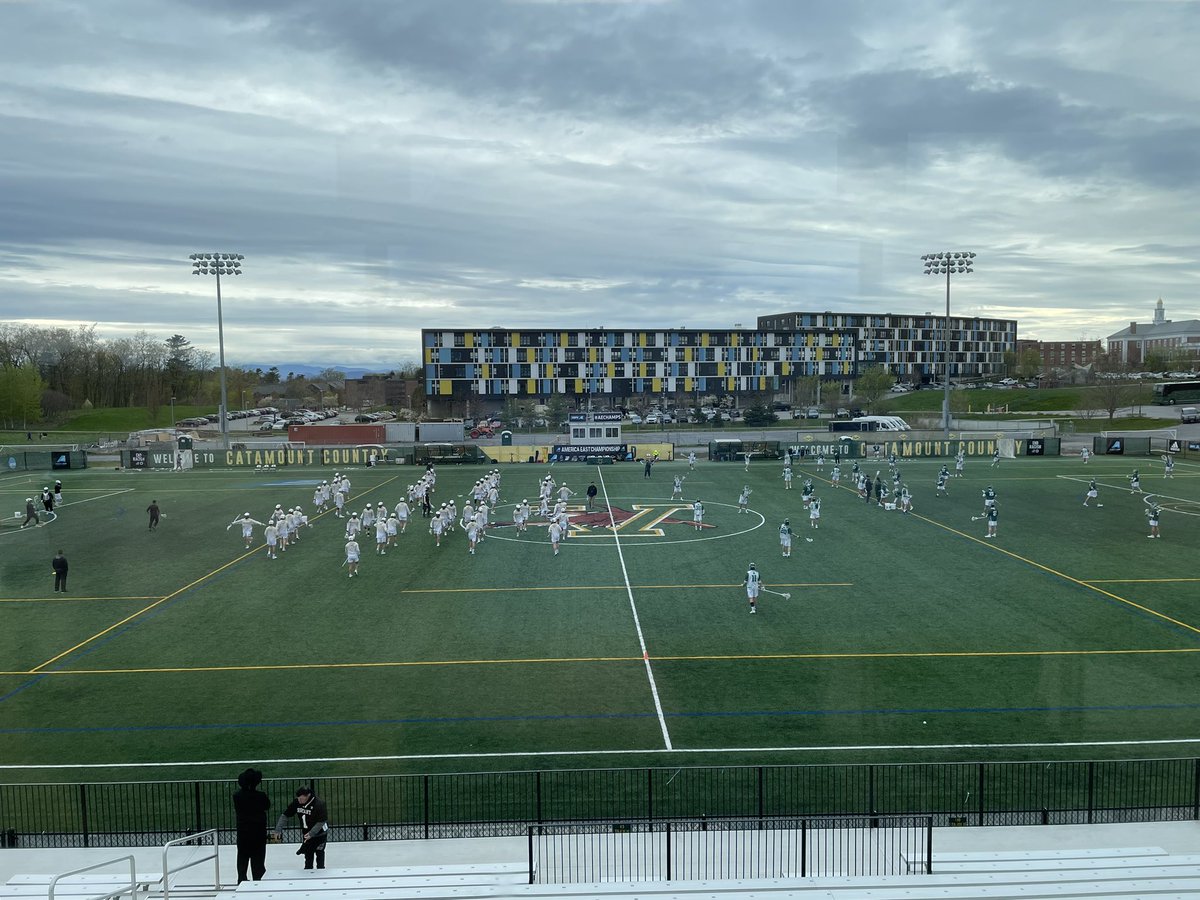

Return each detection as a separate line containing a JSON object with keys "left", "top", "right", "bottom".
{"left": 233, "top": 767, "right": 270, "bottom": 883}
{"left": 276, "top": 785, "right": 329, "bottom": 870}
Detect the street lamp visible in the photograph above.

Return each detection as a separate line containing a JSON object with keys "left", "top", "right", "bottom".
{"left": 170, "top": 396, "right": 176, "bottom": 429}
{"left": 922, "top": 251, "right": 976, "bottom": 438}
{"left": 190, "top": 252, "right": 243, "bottom": 449}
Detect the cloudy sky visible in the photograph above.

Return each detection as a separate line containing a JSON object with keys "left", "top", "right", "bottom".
{"left": 2, "top": 0, "right": 1198, "bottom": 369}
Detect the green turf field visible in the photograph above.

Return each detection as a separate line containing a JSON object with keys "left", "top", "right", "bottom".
{"left": 2, "top": 449, "right": 1199, "bottom": 782}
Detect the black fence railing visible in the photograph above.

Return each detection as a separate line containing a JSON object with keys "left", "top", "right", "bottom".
{"left": 2, "top": 758, "right": 1198, "bottom": 849}
{"left": 528, "top": 815, "right": 933, "bottom": 883}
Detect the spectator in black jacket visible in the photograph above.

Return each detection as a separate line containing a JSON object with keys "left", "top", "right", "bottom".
{"left": 51, "top": 550, "right": 68, "bottom": 593}
{"left": 275, "top": 786, "right": 328, "bottom": 870}
{"left": 233, "top": 768, "right": 270, "bottom": 882}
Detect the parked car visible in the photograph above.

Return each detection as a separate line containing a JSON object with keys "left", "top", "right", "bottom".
{"left": 835, "top": 407, "right": 851, "bottom": 419}
{"left": 644, "top": 413, "right": 661, "bottom": 424}
{"left": 628, "top": 413, "right": 643, "bottom": 424}
{"left": 805, "top": 407, "right": 821, "bottom": 419}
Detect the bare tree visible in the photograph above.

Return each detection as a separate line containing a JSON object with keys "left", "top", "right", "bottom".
{"left": 820, "top": 379, "right": 842, "bottom": 412}
{"left": 1092, "top": 377, "right": 1139, "bottom": 421}
{"left": 853, "top": 365, "right": 894, "bottom": 411}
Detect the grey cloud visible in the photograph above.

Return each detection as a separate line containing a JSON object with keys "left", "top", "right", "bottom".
{"left": 805, "top": 67, "right": 1200, "bottom": 188}
{"left": 180, "top": 0, "right": 807, "bottom": 125}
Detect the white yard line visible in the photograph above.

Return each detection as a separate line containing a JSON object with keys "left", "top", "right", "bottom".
{"left": 7, "top": 736, "right": 1200, "bottom": 771}
{"left": 0, "top": 490, "right": 135, "bottom": 538}
{"left": 596, "top": 466, "right": 673, "bottom": 750}
{"left": 59, "top": 489, "right": 135, "bottom": 508}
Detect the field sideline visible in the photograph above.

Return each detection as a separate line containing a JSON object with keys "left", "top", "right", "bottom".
{"left": 1, "top": 450, "right": 1199, "bottom": 782}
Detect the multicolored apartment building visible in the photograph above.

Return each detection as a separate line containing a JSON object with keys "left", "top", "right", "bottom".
{"left": 421, "top": 312, "right": 1016, "bottom": 414}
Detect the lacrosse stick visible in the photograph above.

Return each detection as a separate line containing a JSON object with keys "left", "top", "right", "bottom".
{"left": 762, "top": 588, "right": 792, "bottom": 599}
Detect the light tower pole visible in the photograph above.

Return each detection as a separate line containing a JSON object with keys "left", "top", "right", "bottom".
{"left": 921, "top": 251, "right": 975, "bottom": 438}
{"left": 190, "top": 252, "right": 243, "bottom": 449}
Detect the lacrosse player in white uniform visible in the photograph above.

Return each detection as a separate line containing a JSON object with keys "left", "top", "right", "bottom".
{"left": 263, "top": 522, "right": 279, "bottom": 560}
{"left": 743, "top": 563, "right": 761, "bottom": 613}
{"left": 228, "top": 513, "right": 264, "bottom": 550}
{"left": 779, "top": 520, "right": 793, "bottom": 558}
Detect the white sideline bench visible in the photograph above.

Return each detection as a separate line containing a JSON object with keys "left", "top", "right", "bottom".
{"left": 932, "top": 855, "right": 1195, "bottom": 874}
{"left": 1, "top": 874, "right": 171, "bottom": 900}
{"left": 5, "top": 876, "right": 165, "bottom": 888}
{"left": 213, "top": 878, "right": 1200, "bottom": 900}
{"left": 210, "top": 865, "right": 1200, "bottom": 900}
{"left": 904, "top": 845, "right": 1168, "bottom": 872}
{"left": 931, "top": 846, "right": 1168, "bottom": 862}
{"left": 256, "top": 865, "right": 527, "bottom": 882}
{"left": 236, "top": 874, "right": 526, "bottom": 894}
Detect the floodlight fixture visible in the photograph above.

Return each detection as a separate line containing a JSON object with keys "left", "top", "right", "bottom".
{"left": 190, "top": 252, "right": 245, "bottom": 450}
{"left": 922, "top": 250, "right": 977, "bottom": 438}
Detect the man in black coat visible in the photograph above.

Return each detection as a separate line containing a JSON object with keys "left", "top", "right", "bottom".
{"left": 233, "top": 768, "right": 270, "bottom": 882}
{"left": 52, "top": 550, "right": 68, "bottom": 593}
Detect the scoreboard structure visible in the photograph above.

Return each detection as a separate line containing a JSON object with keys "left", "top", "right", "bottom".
{"left": 549, "top": 412, "right": 632, "bottom": 462}
{"left": 567, "top": 411, "right": 624, "bottom": 445}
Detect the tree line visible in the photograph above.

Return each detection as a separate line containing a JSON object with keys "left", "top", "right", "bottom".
{"left": 0, "top": 323, "right": 414, "bottom": 427}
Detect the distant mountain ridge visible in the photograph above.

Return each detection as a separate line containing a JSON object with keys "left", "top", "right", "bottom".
{"left": 238, "top": 363, "right": 388, "bottom": 379}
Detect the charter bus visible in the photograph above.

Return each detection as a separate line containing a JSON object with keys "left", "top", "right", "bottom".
{"left": 1152, "top": 381, "right": 1200, "bottom": 405}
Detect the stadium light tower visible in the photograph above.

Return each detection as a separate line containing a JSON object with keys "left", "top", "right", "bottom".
{"left": 190, "top": 252, "right": 244, "bottom": 449}
{"left": 922, "top": 251, "right": 975, "bottom": 438}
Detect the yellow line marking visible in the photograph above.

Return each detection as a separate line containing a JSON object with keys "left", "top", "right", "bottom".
{"left": 1084, "top": 578, "right": 1200, "bottom": 584}
{"left": 28, "top": 554, "right": 257, "bottom": 673}
{"left": 398, "top": 582, "right": 854, "bottom": 594}
{"left": 10, "top": 656, "right": 640, "bottom": 675}
{"left": 656, "top": 648, "right": 1200, "bottom": 662}
{"left": 909, "top": 512, "right": 1200, "bottom": 636}
{"left": 0, "top": 596, "right": 162, "bottom": 603}
{"left": 27, "top": 475, "right": 401, "bottom": 672}
{"left": 8, "top": 646, "right": 1197, "bottom": 677}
